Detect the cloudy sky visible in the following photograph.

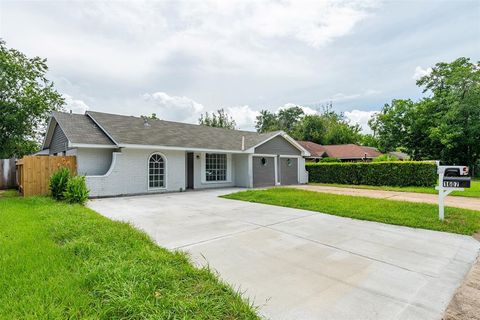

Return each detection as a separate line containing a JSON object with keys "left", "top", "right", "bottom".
{"left": 1, "top": 0, "right": 479, "bottom": 132}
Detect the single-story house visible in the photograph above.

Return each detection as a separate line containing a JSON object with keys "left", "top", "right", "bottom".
{"left": 297, "top": 141, "right": 382, "bottom": 162}
{"left": 42, "top": 111, "right": 310, "bottom": 197}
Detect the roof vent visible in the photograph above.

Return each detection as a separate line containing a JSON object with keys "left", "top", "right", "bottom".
{"left": 141, "top": 116, "right": 150, "bottom": 128}
{"left": 241, "top": 136, "right": 245, "bottom": 151}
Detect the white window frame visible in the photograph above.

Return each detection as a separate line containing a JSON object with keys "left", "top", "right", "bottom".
{"left": 148, "top": 152, "right": 167, "bottom": 190}
{"left": 200, "top": 153, "right": 232, "bottom": 184}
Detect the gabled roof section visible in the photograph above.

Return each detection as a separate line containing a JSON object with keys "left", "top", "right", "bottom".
{"left": 296, "top": 141, "right": 328, "bottom": 158}
{"left": 86, "top": 111, "right": 280, "bottom": 151}
{"left": 43, "top": 112, "right": 116, "bottom": 149}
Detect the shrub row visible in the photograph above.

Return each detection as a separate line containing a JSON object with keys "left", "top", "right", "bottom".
{"left": 306, "top": 161, "right": 437, "bottom": 187}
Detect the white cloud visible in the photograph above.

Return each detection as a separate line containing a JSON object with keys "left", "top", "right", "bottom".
{"left": 1, "top": 0, "right": 379, "bottom": 81}
{"left": 142, "top": 92, "right": 205, "bottom": 123}
{"left": 63, "top": 94, "right": 89, "bottom": 114}
{"left": 279, "top": 103, "right": 319, "bottom": 115}
{"left": 412, "top": 66, "right": 432, "bottom": 80}
{"left": 344, "top": 109, "right": 378, "bottom": 134}
{"left": 226, "top": 105, "right": 260, "bottom": 131}
{"left": 139, "top": 94, "right": 260, "bottom": 130}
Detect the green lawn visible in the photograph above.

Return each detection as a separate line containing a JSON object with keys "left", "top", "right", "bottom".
{"left": 309, "top": 178, "right": 480, "bottom": 198}
{"left": 223, "top": 188, "right": 480, "bottom": 235}
{"left": 0, "top": 192, "right": 259, "bottom": 320}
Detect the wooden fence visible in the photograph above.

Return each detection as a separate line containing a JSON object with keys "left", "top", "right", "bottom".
{"left": 0, "top": 158, "right": 17, "bottom": 190}
{"left": 17, "top": 156, "right": 77, "bottom": 197}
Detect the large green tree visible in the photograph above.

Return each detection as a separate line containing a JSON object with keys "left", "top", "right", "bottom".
{"left": 0, "top": 40, "right": 64, "bottom": 158}
{"left": 255, "top": 109, "right": 280, "bottom": 133}
{"left": 370, "top": 57, "right": 480, "bottom": 169}
{"left": 255, "top": 105, "right": 305, "bottom": 133}
{"left": 198, "top": 108, "right": 236, "bottom": 129}
{"left": 255, "top": 104, "right": 362, "bottom": 145}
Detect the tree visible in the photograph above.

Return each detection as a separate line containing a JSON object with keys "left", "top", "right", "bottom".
{"left": 255, "top": 109, "right": 279, "bottom": 133}
{"left": 292, "top": 105, "right": 361, "bottom": 145}
{"left": 291, "top": 114, "right": 326, "bottom": 143}
{"left": 141, "top": 113, "right": 159, "bottom": 120}
{"left": 255, "top": 106, "right": 305, "bottom": 134}
{"left": 360, "top": 134, "right": 379, "bottom": 148}
{"left": 198, "top": 108, "right": 236, "bottom": 129}
{"left": 370, "top": 57, "right": 480, "bottom": 171}
{"left": 368, "top": 99, "right": 416, "bottom": 153}
{"left": 0, "top": 39, "right": 64, "bottom": 158}
{"left": 320, "top": 109, "right": 362, "bottom": 145}
{"left": 277, "top": 105, "right": 305, "bottom": 133}
{"left": 255, "top": 103, "right": 361, "bottom": 145}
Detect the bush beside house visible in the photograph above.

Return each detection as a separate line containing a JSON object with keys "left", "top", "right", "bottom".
{"left": 49, "top": 167, "right": 89, "bottom": 204}
{"left": 306, "top": 161, "right": 437, "bottom": 187}
{"left": 64, "top": 176, "right": 89, "bottom": 204}
{"left": 49, "top": 167, "right": 70, "bottom": 200}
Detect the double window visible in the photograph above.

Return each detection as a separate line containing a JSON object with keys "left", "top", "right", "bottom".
{"left": 149, "top": 153, "right": 165, "bottom": 188}
{"left": 205, "top": 153, "right": 227, "bottom": 182}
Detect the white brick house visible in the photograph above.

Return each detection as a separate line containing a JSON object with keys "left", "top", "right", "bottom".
{"left": 42, "top": 111, "right": 310, "bottom": 197}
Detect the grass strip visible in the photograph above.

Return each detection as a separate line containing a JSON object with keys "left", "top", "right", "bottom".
{"left": 0, "top": 193, "right": 259, "bottom": 319}
{"left": 223, "top": 188, "right": 480, "bottom": 235}
{"left": 309, "top": 178, "right": 480, "bottom": 198}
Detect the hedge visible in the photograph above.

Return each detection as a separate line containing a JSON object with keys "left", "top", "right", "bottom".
{"left": 306, "top": 161, "right": 437, "bottom": 187}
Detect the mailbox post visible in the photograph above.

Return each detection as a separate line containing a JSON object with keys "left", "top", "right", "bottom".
{"left": 435, "top": 162, "right": 471, "bottom": 220}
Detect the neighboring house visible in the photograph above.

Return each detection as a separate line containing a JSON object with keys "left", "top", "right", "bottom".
{"left": 42, "top": 111, "right": 310, "bottom": 197}
{"left": 297, "top": 141, "right": 382, "bottom": 162}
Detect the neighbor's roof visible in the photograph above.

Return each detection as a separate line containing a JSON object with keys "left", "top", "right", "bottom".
{"left": 51, "top": 111, "right": 115, "bottom": 146}
{"left": 296, "top": 141, "right": 328, "bottom": 158}
{"left": 297, "top": 141, "right": 382, "bottom": 159}
{"left": 50, "top": 111, "right": 284, "bottom": 151}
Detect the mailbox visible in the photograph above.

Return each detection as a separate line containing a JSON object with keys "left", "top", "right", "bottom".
{"left": 437, "top": 165, "right": 469, "bottom": 176}
{"left": 442, "top": 177, "right": 471, "bottom": 189}
{"left": 436, "top": 163, "right": 471, "bottom": 221}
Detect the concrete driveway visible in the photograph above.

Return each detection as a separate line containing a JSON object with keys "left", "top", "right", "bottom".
{"left": 88, "top": 188, "right": 480, "bottom": 320}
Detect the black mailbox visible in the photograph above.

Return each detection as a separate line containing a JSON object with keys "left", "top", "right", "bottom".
{"left": 442, "top": 177, "right": 471, "bottom": 188}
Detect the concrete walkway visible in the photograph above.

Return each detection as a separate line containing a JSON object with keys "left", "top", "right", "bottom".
{"left": 88, "top": 189, "right": 480, "bottom": 320}
{"left": 293, "top": 185, "right": 480, "bottom": 211}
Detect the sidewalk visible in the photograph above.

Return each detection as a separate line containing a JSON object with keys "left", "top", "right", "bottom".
{"left": 292, "top": 185, "right": 480, "bottom": 211}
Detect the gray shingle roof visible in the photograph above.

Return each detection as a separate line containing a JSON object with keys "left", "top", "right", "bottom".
{"left": 56, "top": 111, "right": 280, "bottom": 151}
{"left": 52, "top": 111, "right": 115, "bottom": 145}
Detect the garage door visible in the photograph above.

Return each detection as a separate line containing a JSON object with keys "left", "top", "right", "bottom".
{"left": 280, "top": 157, "right": 298, "bottom": 185}
{"left": 253, "top": 156, "right": 276, "bottom": 187}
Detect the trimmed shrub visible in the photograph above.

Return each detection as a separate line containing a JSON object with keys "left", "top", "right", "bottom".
{"left": 64, "top": 176, "right": 89, "bottom": 204}
{"left": 306, "top": 161, "right": 437, "bottom": 187}
{"left": 49, "top": 167, "right": 71, "bottom": 200}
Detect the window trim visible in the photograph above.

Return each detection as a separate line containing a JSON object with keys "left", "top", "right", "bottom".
{"left": 200, "top": 153, "right": 232, "bottom": 184}
{"left": 147, "top": 152, "right": 167, "bottom": 191}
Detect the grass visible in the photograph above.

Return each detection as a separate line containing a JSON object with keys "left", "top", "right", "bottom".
{"left": 0, "top": 191, "right": 259, "bottom": 320}
{"left": 223, "top": 188, "right": 480, "bottom": 235}
{"left": 309, "top": 178, "right": 480, "bottom": 198}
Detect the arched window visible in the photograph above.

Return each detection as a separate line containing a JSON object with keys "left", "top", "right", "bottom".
{"left": 149, "top": 153, "right": 165, "bottom": 188}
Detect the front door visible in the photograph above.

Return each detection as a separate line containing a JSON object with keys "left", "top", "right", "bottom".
{"left": 186, "top": 152, "right": 194, "bottom": 189}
